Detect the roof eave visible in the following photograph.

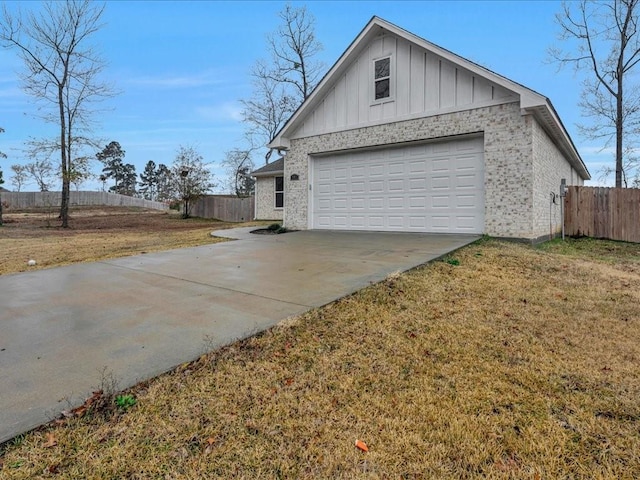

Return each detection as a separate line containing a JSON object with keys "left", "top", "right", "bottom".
{"left": 252, "top": 170, "right": 284, "bottom": 178}
{"left": 522, "top": 99, "right": 591, "bottom": 181}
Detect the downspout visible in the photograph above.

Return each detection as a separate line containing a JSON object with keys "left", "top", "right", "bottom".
{"left": 549, "top": 192, "right": 555, "bottom": 241}
{"left": 560, "top": 178, "right": 567, "bottom": 240}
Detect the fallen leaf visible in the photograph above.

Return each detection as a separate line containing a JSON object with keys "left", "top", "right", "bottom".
{"left": 44, "top": 463, "right": 59, "bottom": 474}
{"left": 43, "top": 433, "right": 57, "bottom": 448}
{"left": 284, "top": 378, "right": 294, "bottom": 386}
{"left": 71, "top": 405, "right": 87, "bottom": 418}
{"left": 206, "top": 437, "right": 216, "bottom": 445}
{"left": 355, "top": 439, "right": 368, "bottom": 452}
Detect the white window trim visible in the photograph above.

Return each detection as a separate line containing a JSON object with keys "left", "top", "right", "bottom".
{"left": 274, "top": 175, "right": 284, "bottom": 209}
{"left": 371, "top": 55, "right": 393, "bottom": 105}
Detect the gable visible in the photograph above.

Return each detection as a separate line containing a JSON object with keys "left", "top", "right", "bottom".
{"left": 270, "top": 16, "right": 589, "bottom": 181}
{"left": 291, "top": 32, "right": 517, "bottom": 139}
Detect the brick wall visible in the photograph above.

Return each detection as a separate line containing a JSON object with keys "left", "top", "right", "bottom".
{"left": 254, "top": 177, "right": 283, "bottom": 221}
{"left": 284, "top": 102, "right": 552, "bottom": 238}
{"left": 531, "top": 120, "right": 584, "bottom": 239}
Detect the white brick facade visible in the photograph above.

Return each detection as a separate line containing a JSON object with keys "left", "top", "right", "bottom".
{"left": 254, "top": 176, "right": 283, "bottom": 221}
{"left": 531, "top": 120, "right": 584, "bottom": 238}
{"left": 283, "top": 102, "right": 581, "bottom": 240}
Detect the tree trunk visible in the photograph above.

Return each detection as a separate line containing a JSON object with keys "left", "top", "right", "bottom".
{"left": 58, "top": 85, "right": 69, "bottom": 227}
{"left": 616, "top": 88, "right": 624, "bottom": 188}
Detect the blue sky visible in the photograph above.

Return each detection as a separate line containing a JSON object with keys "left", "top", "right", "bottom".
{"left": 0, "top": 1, "right": 608, "bottom": 191}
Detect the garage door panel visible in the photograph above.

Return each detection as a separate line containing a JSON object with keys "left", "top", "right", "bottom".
{"left": 370, "top": 181, "right": 384, "bottom": 192}
{"left": 409, "top": 178, "right": 427, "bottom": 190}
{"left": 432, "top": 176, "right": 450, "bottom": 189}
{"left": 457, "top": 154, "right": 479, "bottom": 170}
{"left": 334, "top": 216, "right": 348, "bottom": 227}
{"left": 389, "top": 196, "right": 405, "bottom": 209}
{"left": 456, "top": 194, "right": 477, "bottom": 208}
{"left": 432, "top": 158, "right": 450, "bottom": 172}
{"left": 456, "top": 174, "right": 477, "bottom": 188}
{"left": 369, "top": 216, "right": 384, "bottom": 228}
{"left": 351, "top": 198, "right": 365, "bottom": 209}
{"left": 409, "top": 196, "right": 426, "bottom": 208}
{"left": 370, "top": 164, "right": 385, "bottom": 176}
{"left": 456, "top": 216, "right": 478, "bottom": 230}
{"left": 389, "top": 162, "right": 405, "bottom": 175}
{"left": 409, "top": 160, "right": 426, "bottom": 173}
{"left": 352, "top": 181, "right": 365, "bottom": 193}
{"left": 388, "top": 216, "right": 404, "bottom": 228}
{"left": 409, "top": 216, "right": 427, "bottom": 228}
{"left": 352, "top": 166, "right": 366, "bottom": 178}
{"left": 312, "top": 137, "right": 484, "bottom": 233}
{"left": 388, "top": 179, "right": 404, "bottom": 191}
{"left": 370, "top": 197, "right": 384, "bottom": 209}
{"left": 334, "top": 198, "right": 348, "bottom": 209}
{"left": 432, "top": 195, "right": 450, "bottom": 208}
{"left": 351, "top": 216, "right": 366, "bottom": 228}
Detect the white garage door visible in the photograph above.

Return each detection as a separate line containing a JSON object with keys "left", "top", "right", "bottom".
{"left": 311, "top": 136, "right": 484, "bottom": 233}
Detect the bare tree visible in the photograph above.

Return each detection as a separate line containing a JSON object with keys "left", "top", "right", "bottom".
{"left": 1, "top": 1, "right": 114, "bottom": 226}
{"left": 267, "top": 4, "right": 325, "bottom": 102}
{"left": 26, "top": 159, "right": 55, "bottom": 192}
{"left": 242, "top": 4, "right": 325, "bottom": 163}
{"left": 550, "top": 0, "right": 640, "bottom": 187}
{"left": 171, "top": 145, "right": 216, "bottom": 219}
{"left": 222, "top": 149, "right": 256, "bottom": 197}
{"left": 10, "top": 164, "right": 28, "bottom": 192}
{"left": 241, "top": 73, "right": 297, "bottom": 160}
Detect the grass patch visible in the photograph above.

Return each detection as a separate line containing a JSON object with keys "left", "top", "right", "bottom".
{"left": 1, "top": 239, "right": 639, "bottom": 478}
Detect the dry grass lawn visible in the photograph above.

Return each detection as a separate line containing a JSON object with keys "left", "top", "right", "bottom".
{"left": 0, "top": 207, "right": 268, "bottom": 275}
{"left": 1, "top": 211, "right": 639, "bottom": 478}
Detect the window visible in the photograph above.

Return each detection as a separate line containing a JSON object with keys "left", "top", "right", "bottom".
{"left": 275, "top": 176, "right": 284, "bottom": 208}
{"left": 374, "top": 57, "right": 391, "bottom": 100}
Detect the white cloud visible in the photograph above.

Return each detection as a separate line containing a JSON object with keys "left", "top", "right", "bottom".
{"left": 125, "top": 69, "right": 225, "bottom": 89}
{"left": 578, "top": 145, "right": 615, "bottom": 156}
{"left": 195, "top": 102, "right": 243, "bottom": 122}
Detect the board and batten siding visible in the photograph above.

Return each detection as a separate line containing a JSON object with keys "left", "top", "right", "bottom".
{"left": 292, "top": 33, "right": 517, "bottom": 139}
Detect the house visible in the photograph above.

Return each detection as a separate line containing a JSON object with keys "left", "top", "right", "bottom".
{"left": 255, "top": 16, "right": 590, "bottom": 241}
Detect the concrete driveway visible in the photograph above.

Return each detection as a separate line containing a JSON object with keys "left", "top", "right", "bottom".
{"left": 0, "top": 228, "right": 478, "bottom": 443}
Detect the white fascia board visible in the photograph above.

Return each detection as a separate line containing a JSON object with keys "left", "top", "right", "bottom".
{"left": 267, "top": 136, "right": 290, "bottom": 150}
{"left": 252, "top": 170, "right": 284, "bottom": 178}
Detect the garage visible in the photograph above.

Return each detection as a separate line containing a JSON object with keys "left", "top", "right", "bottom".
{"left": 310, "top": 136, "right": 485, "bottom": 233}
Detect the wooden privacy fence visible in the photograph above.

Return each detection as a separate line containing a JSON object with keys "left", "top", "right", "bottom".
{"left": 190, "top": 195, "right": 254, "bottom": 222}
{"left": 0, "top": 191, "right": 167, "bottom": 211}
{"left": 564, "top": 186, "right": 640, "bottom": 243}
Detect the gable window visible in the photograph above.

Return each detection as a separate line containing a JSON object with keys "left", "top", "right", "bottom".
{"left": 374, "top": 57, "right": 391, "bottom": 100}
{"left": 275, "top": 176, "right": 284, "bottom": 208}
